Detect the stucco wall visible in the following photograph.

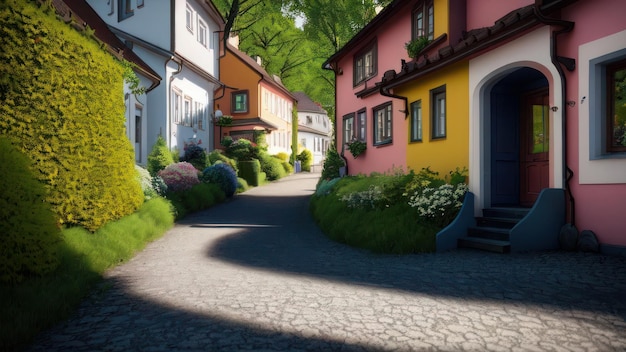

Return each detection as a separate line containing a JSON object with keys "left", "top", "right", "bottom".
{"left": 395, "top": 61, "right": 470, "bottom": 176}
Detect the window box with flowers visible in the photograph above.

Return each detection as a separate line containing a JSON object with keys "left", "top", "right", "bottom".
{"left": 347, "top": 139, "right": 367, "bottom": 158}
{"left": 405, "top": 36, "right": 431, "bottom": 59}
{"left": 216, "top": 115, "right": 233, "bottom": 127}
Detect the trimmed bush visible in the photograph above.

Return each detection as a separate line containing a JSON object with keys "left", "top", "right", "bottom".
{"left": 201, "top": 163, "right": 238, "bottom": 197}
{"left": 226, "top": 138, "right": 258, "bottom": 161}
{"left": 239, "top": 159, "right": 264, "bottom": 187}
{"left": 297, "top": 149, "right": 313, "bottom": 172}
{"left": 157, "top": 162, "right": 200, "bottom": 192}
{"left": 166, "top": 183, "right": 225, "bottom": 220}
{"left": 182, "top": 144, "right": 208, "bottom": 171}
{"left": 208, "top": 149, "right": 238, "bottom": 174}
{"left": 275, "top": 152, "right": 289, "bottom": 162}
{"left": 259, "top": 152, "right": 286, "bottom": 181}
{"left": 282, "top": 160, "right": 294, "bottom": 174}
{"left": 0, "top": 137, "right": 61, "bottom": 283}
{"left": 0, "top": 1, "right": 144, "bottom": 231}
{"left": 147, "top": 135, "right": 174, "bottom": 176}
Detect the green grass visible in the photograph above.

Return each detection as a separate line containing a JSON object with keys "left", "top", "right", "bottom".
{"left": 310, "top": 174, "right": 440, "bottom": 254}
{"left": 0, "top": 197, "right": 175, "bottom": 351}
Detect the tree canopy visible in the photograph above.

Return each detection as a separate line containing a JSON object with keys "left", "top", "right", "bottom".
{"left": 212, "top": 0, "right": 391, "bottom": 121}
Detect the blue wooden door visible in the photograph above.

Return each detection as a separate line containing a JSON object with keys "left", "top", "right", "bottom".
{"left": 490, "top": 89, "right": 520, "bottom": 206}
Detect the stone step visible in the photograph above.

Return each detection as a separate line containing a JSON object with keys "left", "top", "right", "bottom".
{"left": 457, "top": 237, "right": 511, "bottom": 253}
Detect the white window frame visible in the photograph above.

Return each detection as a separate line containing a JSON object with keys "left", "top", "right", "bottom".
{"left": 198, "top": 18, "right": 207, "bottom": 47}
{"left": 186, "top": 4, "right": 194, "bottom": 33}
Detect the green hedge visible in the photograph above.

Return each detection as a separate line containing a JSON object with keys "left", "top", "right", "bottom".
{"left": 238, "top": 159, "right": 265, "bottom": 187}
{"left": 0, "top": 137, "right": 61, "bottom": 284}
{"left": 0, "top": 1, "right": 143, "bottom": 231}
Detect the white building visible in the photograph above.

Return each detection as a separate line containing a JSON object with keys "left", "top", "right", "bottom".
{"left": 293, "top": 92, "right": 332, "bottom": 167}
{"left": 86, "top": 0, "right": 225, "bottom": 163}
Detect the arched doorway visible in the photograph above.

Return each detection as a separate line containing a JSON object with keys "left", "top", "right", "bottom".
{"left": 489, "top": 67, "right": 549, "bottom": 207}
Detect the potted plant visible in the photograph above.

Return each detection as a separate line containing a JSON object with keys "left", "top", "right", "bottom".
{"left": 216, "top": 115, "right": 233, "bottom": 127}
{"left": 346, "top": 138, "right": 367, "bottom": 159}
{"left": 405, "top": 36, "right": 431, "bottom": 59}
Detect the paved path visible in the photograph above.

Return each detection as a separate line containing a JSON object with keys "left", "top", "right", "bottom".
{"left": 28, "top": 172, "right": 626, "bottom": 351}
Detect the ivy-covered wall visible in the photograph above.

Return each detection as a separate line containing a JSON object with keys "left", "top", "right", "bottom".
{"left": 0, "top": 1, "right": 143, "bottom": 231}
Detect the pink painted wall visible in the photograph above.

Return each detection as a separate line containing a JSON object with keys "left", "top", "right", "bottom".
{"left": 559, "top": 0, "right": 626, "bottom": 248}
{"left": 334, "top": 5, "right": 413, "bottom": 175}
{"left": 466, "top": 0, "right": 532, "bottom": 29}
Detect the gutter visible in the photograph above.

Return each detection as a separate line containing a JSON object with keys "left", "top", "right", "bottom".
{"left": 379, "top": 81, "right": 408, "bottom": 118}
{"left": 532, "top": 3, "right": 576, "bottom": 226}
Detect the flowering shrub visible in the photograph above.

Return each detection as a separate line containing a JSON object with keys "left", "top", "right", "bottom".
{"left": 201, "top": 163, "right": 238, "bottom": 197}
{"left": 135, "top": 164, "right": 157, "bottom": 200}
{"left": 151, "top": 176, "right": 168, "bottom": 196}
{"left": 405, "top": 168, "right": 469, "bottom": 227}
{"left": 341, "top": 185, "right": 388, "bottom": 210}
{"left": 158, "top": 162, "right": 200, "bottom": 192}
{"left": 182, "top": 144, "right": 208, "bottom": 171}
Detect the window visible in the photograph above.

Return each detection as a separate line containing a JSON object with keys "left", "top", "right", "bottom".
{"left": 412, "top": 0, "right": 434, "bottom": 40}
{"left": 231, "top": 90, "right": 248, "bottom": 113}
{"left": 184, "top": 96, "right": 192, "bottom": 127}
{"left": 172, "top": 89, "right": 182, "bottom": 124}
{"left": 353, "top": 42, "right": 377, "bottom": 86}
{"left": 306, "top": 116, "right": 313, "bottom": 125}
{"left": 343, "top": 113, "right": 355, "bottom": 145}
{"left": 198, "top": 19, "right": 207, "bottom": 47}
{"left": 118, "top": 0, "right": 134, "bottom": 21}
{"left": 186, "top": 4, "right": 194, "bottom": 32}
{"left": 410, "top": 100, "right": 423, "bottom": 142}
{"left": 373, "top": 102, "right": 392, "bottom": 145}
{"left": 431, "top": 86, "right": 446, "bottom": 139}
{"left": 607, "top": 59, "right": 626, "bottom": 152}
{"left": 137, "top": 0, "right": 144, "bottom": 8}
{"left": 356, "top": 109, "right": 366, "bottom": 142}
{"left": 195, "top": 102, "right": 205, "bottom": 130}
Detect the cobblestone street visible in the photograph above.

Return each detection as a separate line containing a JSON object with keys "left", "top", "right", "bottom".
{"left": 28, "top": 172, "right": 626, "bottom": 351}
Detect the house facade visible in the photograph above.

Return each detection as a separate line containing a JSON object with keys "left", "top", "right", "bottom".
{"left": 86, "top": 0, "right": 224, "bottom": 161}
{"left": 339, "top": 0, "right": 626, "bottom": 254}
{"left": 293, "top": 92, "right": 332, "bottom": 167}
{"left": 216, "top": 38, "right": 296, "bottom": 156}
{"left": 323, "top": 2, "right": 416, "bottom": 175}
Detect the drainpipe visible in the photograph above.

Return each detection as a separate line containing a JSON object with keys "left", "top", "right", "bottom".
{"left": 165, "top": 56, "right": 183, "bottom": 149}
{"left": 379, "top": 85, "right": 409, "bottom": 118}
{"left": 532, "top": 3, "right": 576, "bottom": 226}
{"left": 323, "top": 63, "right": 349, "bottom": 175}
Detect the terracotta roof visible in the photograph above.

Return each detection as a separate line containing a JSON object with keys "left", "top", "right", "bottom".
{"left": 381, "top": 2, "right": 575, "bottom": 89}
{"left": 293, "top": 92, "right": 327, "bottom": 114}
{"left": 226, "top": 44, "right": 296, "bottom": 101}
{"left": 51, "top": 0, "right": 161, "bottom": 90}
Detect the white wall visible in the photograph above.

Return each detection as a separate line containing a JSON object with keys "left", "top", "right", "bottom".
{"left": 174, "top": 0, "right": 219, "bottom": 76}
{"left": 86, "top": 0, "right": 171, "bottom": 50}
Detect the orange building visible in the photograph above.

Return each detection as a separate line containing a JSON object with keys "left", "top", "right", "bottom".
{"left": 214, "top": 37, "right": 296, "bottom": 156}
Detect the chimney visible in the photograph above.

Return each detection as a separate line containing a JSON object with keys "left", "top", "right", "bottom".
{"left": 227, "top": 33, "right": 239, "bottom": 49}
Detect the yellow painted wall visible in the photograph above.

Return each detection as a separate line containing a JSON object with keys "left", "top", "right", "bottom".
{"left": 394, "top": 61, "right": 469, "bottom": 177}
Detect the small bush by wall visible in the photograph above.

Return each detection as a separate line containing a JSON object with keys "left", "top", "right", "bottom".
{"left": 182, "top": 144, "right": 208, "bottom": 171}
{"left": 148, "top": 135, "right": 175, "bottom": 176}
{"left": 297, "top": 149, "right": 313, "bottom": 172}
{"left": 208, "top": 150, "right": 238, "bottom": 174}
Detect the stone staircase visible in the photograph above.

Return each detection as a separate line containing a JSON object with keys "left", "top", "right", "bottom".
{"left": 457, "top": 208, "right": 530, "bottom": 253}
